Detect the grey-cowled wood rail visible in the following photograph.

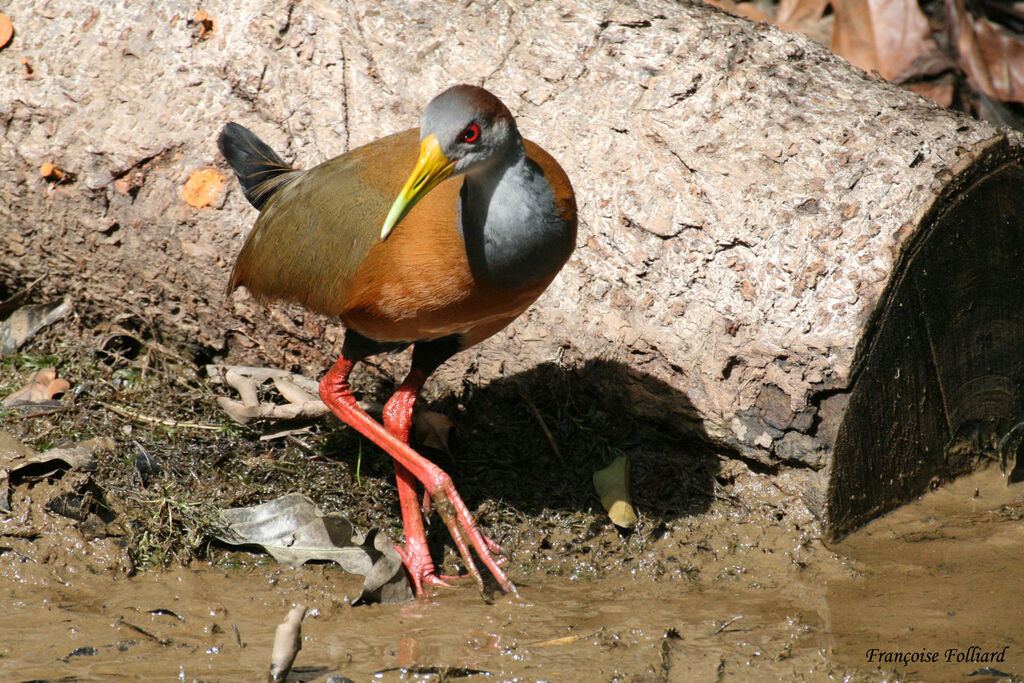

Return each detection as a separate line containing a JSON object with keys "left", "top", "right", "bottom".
{"left": 218, "top": 85, "right": 576, "bottom": 595}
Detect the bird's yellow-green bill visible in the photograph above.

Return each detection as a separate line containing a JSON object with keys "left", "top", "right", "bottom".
{"left": 381, "top": 134, "right": 455, "bottom": 240}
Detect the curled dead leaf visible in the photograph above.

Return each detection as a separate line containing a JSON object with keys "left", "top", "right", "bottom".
{"left": 0, "top": 14, "right": 13, "bottom": 50}
{"left": 0, "top": 298, "right": 72, "bottom": 354}
{"left": 948, "top": 0, "right": 1024, "bottom": 105}
{"left": 593, "top": 455, "right": 638, "bottom": 529}
{"left": 213, "top": 494, "right": 413, "bottom": 604}
{"left": 776, "top": 0, "right": 829, "bottom": 31}
{"left": 208, "top": 365, "right": 377, "bottom": 436}
{"left": 269, "top": 605, "right": 306, "bottom": 683}
{"left": 831, "top": 0, "right": 936, "bottom": 82}
{"left": 415, "top": 411, "right": 454, "bottom": 452}
{"left": 906, "top": 79, "right": 955, "bottom": 107}
{"left": 40, "top": 162, "right": 65, "bottom": 183}
{"left": 181, "top": 168, "right": 225, "bottom": 208}
{"left": 190, "top": 10, "right": 214, "bottom": 41}
{"left": 3, "top": 367, "right": 71, "bottom": 407}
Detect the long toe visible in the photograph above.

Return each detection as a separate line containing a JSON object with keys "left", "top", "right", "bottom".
{"left": 394, "top": 542, "right": 456, "bottom": 596}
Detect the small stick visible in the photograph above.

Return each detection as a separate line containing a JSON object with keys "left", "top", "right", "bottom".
{"left": 519, "top": 390, "right": 561, "bottom": 459}
{"left": 2, "top": 406, "right": 70, "bottom": 422}
{"left": 268, "top": 604, "right": 307, "bottom": 683}
{"left": 708, "top": 615, "right": 744, "bottom": 635}
{"left": 527, "top": 629, "right": 602, "bottom": 647}
{"left": 95, "top": 400, "right": 222, "bottom": 431}
{"left": 117, "top": 617, "right": 172, "bottom": 646}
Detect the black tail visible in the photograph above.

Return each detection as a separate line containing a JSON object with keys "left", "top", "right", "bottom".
{"left": 217, "top": 122, "right": 296, "bottom": 210}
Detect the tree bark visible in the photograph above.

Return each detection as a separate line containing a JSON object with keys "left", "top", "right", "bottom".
{"left": 1, "top": 0, "right": 1021, "bottom": 538}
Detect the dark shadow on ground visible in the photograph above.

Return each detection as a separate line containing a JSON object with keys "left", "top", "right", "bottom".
{"left": 322, "top": 358, "right": 722, "bottom": 525}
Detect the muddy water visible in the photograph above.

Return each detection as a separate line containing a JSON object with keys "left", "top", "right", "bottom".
{"left": 2, "top": 467, "right": 1021, "bottom": 681}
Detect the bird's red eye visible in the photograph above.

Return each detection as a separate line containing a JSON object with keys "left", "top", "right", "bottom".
{"left": 459, "top": 123, "right": 480, "bottom": 144}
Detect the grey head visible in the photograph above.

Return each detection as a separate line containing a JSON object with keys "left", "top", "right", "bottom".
{"left": 421, "top": 85, "right": 524, "bottom": 174}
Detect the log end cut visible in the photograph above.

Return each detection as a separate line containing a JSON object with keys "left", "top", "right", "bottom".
{"left": 824, "top": 140, "right": 1024, "bottom": 539}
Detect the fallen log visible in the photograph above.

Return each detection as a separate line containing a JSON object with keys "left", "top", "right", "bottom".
{"left": 1, "top": 0, "right": 1022, "bottom": 538}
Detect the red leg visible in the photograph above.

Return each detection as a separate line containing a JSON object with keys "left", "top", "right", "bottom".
{"left": 381, "top": 369, "right": 450, "bottom": 594}
{"left": 320, "top": 354, "right": 515, "bottom": 596}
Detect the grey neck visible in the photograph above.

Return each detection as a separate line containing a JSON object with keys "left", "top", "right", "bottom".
{"left": 458, "top": 141, "right": 570, "bottom": 289}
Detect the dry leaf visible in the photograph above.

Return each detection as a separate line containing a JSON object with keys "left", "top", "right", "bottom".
{"left": 831, "top": 0, "right": 935, "bottom": 82}
{"left": 414, "top": 411, "right": 454, "bottom": 452}
{"left": 190, "top": 10, "right": 214, "bottom": 41}
{"left": 209, "top": 365, "right": 375, "bottom": 434}
{"left": 225, "top": 369, "right": 259, "bottom": 407}
{"left": 3, "top": 368, "right": 70, "bottom": 407}
{"left": 948, "top": 0, "right": 1024, "bottom": 104}
{"left": 0, "top": 14, "right": 13, "bottom": 50}
{"left": 272, "top": 376, "right": 318, "bottom": 405}
{"left": 214, "top": 494, "right": 413, "bottom": 604}
{"left": 269, "top": 605, "right": 306, "bottom": 683}
{"left": 593, "top": 455, "right": 638, "bottom": 529}
{"left": 905, "top": 79, "right": 955, "bottom": 107}
{"left": 181, "top": 168, "right": 225, "bottom": 208}
{"left": 40, "top": 161, "right": 64, "bottom": 182}
{"left": 216, "top": 396, "right": 329, "bottom": 424}
{"left": 0, "top": 298, "right": 71, "bottom": 354}
{"left": 0, "top": 432, "right": 113, "bottom": 513}
{"left": 776, "top": 0, "right": 830, "bottom": 35}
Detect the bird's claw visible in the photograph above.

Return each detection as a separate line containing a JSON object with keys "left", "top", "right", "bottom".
{"left": 429, "top": 485, "right": 518, "bottom": 596}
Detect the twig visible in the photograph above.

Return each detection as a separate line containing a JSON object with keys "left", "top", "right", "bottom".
{"left": 527, "top": 628, "right": 602, "bottom": 647}
{"left": 117, "top": 617, "right": 172, "bottom": 646}
{"left": 2, "top": 406, "right": 70, "bottom": 422}
{"left": 268, "top": 604, "right": 307, "bottom": 683}
{"left": 707, "top": 615, "right": 744, "bottom": 636}
{"left": 232, "top": 622, "right": 245, "bottom": 648}
{"left": 95, "top": 400, "right": 223, "bottom": 431}
{"left": 519, "top": 390, "right": 561, "bottom": 459}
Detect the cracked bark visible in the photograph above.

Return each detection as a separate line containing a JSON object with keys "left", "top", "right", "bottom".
{"left": 2, "top": 0, "right": 1023, "bottom": 537}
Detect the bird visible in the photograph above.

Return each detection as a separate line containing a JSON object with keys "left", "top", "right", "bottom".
{"left": 218, "top": 85, "right": 577, "bottom": 596}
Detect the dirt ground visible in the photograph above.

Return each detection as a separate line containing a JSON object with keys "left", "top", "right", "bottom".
{"left": 1, "top": 313, "right": 1023, "bottom": 681}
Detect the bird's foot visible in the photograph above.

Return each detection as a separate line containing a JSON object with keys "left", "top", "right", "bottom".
{"left": 394, "top": 534, "right": 508, "bottom": 597}
{"left": 423, "top": 475, "right": 518, "bottom": 596}
{"left": 393, "top": 542, "right": 457, "bottom": 595}
{"left": 418, "top": 491, "right": 508, "bottom": 562}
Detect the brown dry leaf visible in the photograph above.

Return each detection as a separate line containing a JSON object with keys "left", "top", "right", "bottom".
{"left": 191, "top": 10, "right": 214, "bottom": 41}
{"left": 0, "top": 14, "right": 13, "bottom": 50}
{"left": 948, "top": 0, "right": 1024, "bottom": 104}
{"left": 40, "top": 161, "right": 64, "bottom": 182}
{"left": 181, "top": 168, "right": 225, "bottom": 208}
{"left": 831, "top": 0, "right": 936, "bottom": 82}
{"left": 3, "top": 368, "right": 71, "bottom": 407}
{"left": 414, "top": 411, "right": 454, "bottom": 452}
{"left": 905, "top": 79, "right": 955, "bottom": 107}
{"left": 776, "top": 0, "right": 830, "bottom": 33}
